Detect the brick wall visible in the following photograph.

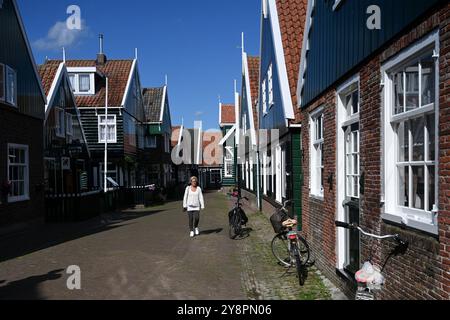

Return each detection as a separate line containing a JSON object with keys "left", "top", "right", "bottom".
{"left": 301, "top": 3, "right": 450, "bottom": 300}
{"left": 0, "top": 107, "right": 44, "bottom": 226}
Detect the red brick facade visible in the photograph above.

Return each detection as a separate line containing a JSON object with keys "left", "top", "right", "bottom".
{"left": 301, "top": 3, "right": 450, "bottom": 300}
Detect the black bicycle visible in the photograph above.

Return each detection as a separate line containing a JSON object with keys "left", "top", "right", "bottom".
{"left": 227, "top": 192, "right": 249, "bottom": 240}
{"left": 270, "top": 200, "right": 311, "bottom": 286}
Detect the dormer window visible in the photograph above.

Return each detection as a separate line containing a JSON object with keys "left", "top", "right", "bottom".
{"left": 67, "top": 67, "right": 97, "bottom": 95}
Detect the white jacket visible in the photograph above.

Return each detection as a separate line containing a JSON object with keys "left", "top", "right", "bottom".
{"left": 183, "top": 186, "right": 205, "bottom": 212}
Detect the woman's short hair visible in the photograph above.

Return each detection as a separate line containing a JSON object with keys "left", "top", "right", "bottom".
{"left": 190, "top": 176, "right": 198, "bottom": 183}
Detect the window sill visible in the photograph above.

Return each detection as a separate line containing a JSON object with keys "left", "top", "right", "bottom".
{"left": 310, "top": 194, "right": 324, "bottom": 202}
{"left": 8, "top": 196, "right": 30, "bottom": 203}
{"left": 381, "top": 212, "right": 438, "bottom": 236}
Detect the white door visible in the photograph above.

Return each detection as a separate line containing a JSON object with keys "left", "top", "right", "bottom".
{"left": 276, "top": 145, "right": 282, "bottom": 203}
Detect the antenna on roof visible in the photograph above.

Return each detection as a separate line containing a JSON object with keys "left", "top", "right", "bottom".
{"left": 62, "top": 47, "right": 66, "bottom": 63}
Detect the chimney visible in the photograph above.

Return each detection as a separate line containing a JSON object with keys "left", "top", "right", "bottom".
{"left": 96, "top": 34, "right": 107, "bottom": 65}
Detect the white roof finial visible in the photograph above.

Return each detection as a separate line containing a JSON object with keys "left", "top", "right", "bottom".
{"left": 135, "top": 48, "right": 138, "bottom": 60}
{"left": 241, "top": 32, "right": 245, "bottom": 55}
{"left": 165, "top": 74, "right": 168, "bottom": 86}
{"left": 62, "top": 47, "right": 66, "bottom": 63}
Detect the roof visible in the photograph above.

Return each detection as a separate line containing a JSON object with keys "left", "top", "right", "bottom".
{"left": 37, "top": 63, "right": 59, "bottom": 96}
{"left": 247, "top": 55, "right": 260, "bottom": 130}
{"left": 171, "top": 126, "right": 182, "bottom": 148}
{"left": 275, "top": 0, "right": 307, "bottom": 122}
{"left": 201, "top": 131, "right": 222, "bottom": 167}
{"left": 143, "top": 86, "right": 166, "bottom": 123}
{"left": 220, "top": 104, "right": 236, "bottom": 126}
{"left": 41, "top": 59, "right": 134, "bottom": 108}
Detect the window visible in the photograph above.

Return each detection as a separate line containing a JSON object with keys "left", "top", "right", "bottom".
{"left": 310, "top": 110, "right": 324, "bottom": 197}
{"left": 0, "top": 64, "right": 5, "bottom": 102}
{"left": 382, "top": 31, "right": 439, "bottom": 234}
{"left": 69, "top": 74, "right": 75, "bottom": 91}
{"left": 268, "top": 64, "right": 273, "bottom": 107}
{"left": 210, "top": 169, "right": 221, "bottom": 184}
{"left": 345, "top": 126, "right": 359, "bottom": 198}
{"left": 98, "top": 115, "right": 117, "bottom": 143}
{"left": 78, "top": 74, "right": 91, "bottom": 92}
{"left": 66, "top": 113, "right": 73, "bottom": 136}
{"left": 68, "top": 73, "right": 95, "bottom": 95}
{"left": 5, "top": 66, "right": 17, "bottom": 106}
{"left": 145, "top": 136, "right": 157, "bottom": 149}
{"left": 55, "top": 108, "right": 65, "bottom": 138}
{"left": 262, "top": 79, "right": 267, "bottom": 114}
{"left": 224, "top": 147, "right": 234, "bottom": 178}
{"left": 7, "top": 144, "right": 29, "bottom": 202}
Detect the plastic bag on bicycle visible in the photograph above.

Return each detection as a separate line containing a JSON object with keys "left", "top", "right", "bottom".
{"left": 228, "top": 207, "right": 248, "bottom": 225}
{"left": 270, "top": 209, "right": 290, "bottom": 234}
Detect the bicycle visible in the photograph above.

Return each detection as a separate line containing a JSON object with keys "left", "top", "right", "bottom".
{"left": 227, "top": 192, "right": 249, "bottom": 240}
{"left": 270, "top": 200, "right": 311, "bottom": 286}
{"left": 335, "top": 221, "right": 409, "bottom": 300}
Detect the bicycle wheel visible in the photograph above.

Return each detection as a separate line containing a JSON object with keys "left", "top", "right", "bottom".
{"left": 271, "top": 233, "right": 291, "bottom": 267}
{"left": 293, "top": 246, "right": 306, "bottom": 286}
{"left": 296, "top": 235, "right": 311, "bottom": 266}
{"left": 229, "top": 213, "right": 241, "bottom": 239}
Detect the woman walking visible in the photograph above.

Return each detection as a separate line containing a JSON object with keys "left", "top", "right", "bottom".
{"left": 183, "top": 176, "right": 205, "bottom": 238}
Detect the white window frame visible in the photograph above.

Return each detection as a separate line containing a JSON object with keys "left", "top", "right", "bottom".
{"left": 0, "top": 63, "right": 5, "bottom": 102}
{"left": 262, "top": 78, "right": 267, "bottom": 115}
{"left": 98, "top": 115, "right": 117, "bottom": 144}
{"left": 381, "top": 30, "right": 439, "bottom": 235}
{"left": 310, "top": 108, "right": 324, "bottom": 198}
{"left": 224, "top": 146, "right": 234, "bottom": 178}
{"left": 5, "top": 65, "right": 17, "bottom": 107}
{"left": 55, "top": 107, "right": 65, "bottom": 138}
{"left": 66, "top": 113, "right": 73, "bottom": 136}
{"left": 7, "top": 144, "right": 29, "bottom": 203}
{"left": 68, "top": 73, "right": 95, "bottom": 95}
{"left": 268, "top": 64, "right": 274, "bottom": 107}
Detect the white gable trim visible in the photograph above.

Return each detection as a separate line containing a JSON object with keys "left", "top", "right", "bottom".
{"left": 160, "top": 85, "right": 167, "bottom": 123}
{"left": 12, "top": 0, "right": 46, "bottom": 104}
{"left": 219, "top": 125, "right": 236, "bottom": 146}
{"left": 45, "top": 63, "right": 65, "bottom": 120}
{"left": 268, "top": 0, "right": 295, "bottom": 120}
{"left": 297, "top": 0, "right": 315, "bottom": 108}
{"left": 234, "top": 90, "right": 240, "bottom": 145}
{"left": 243, "top": 52, "right": 257, "bottom": 146}
{"left": 120, "top": 59, "right": 137, "bottom": 107}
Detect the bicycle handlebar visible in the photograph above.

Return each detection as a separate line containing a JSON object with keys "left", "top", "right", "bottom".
{"left": 335, "top": 221, "right": 406, "bottom": 244}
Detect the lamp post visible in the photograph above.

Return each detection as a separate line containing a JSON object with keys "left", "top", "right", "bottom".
{"left": 104, "top": 77, "right": 109, "bottom": 193}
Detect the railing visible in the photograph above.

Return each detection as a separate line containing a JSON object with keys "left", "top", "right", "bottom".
{"left": 44, "top": 186, "right": 158, "bottom": 223}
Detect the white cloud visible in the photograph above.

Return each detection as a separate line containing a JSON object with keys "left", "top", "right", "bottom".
{"left": 33, "top": 20, "right": 90, "bottom": 51}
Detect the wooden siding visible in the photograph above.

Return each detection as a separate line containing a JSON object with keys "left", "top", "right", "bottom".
{"left": 302, "top": 0, "right": 445, "bottom": 107}
{"left": 0, "top": 0, "right": 45, "bottom": 119}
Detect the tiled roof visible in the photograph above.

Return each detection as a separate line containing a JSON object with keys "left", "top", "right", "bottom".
{"left": 171, "top": 126, "right": 182, "bottom": 148}
{"left": 41, "top": 59, "right": 134, "bottom": 108}
{"left": 201, "top": 131, "right": 222, "bottom": 167}
{"left": 37, "top": 63, "right": 60, "bottom": 96}
{"left": 247, "top": 56, "right": 260, "bottom": 130}
{"left": 220, "top": 104, "right": 235, "bottom": 125}
{"left": 143, "top": 87, "right": 165, "bottom": 123}
{"left": 276, "top": 0, "right": 307, "bottom": 122}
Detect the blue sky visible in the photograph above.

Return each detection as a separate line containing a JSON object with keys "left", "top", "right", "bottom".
{"left": 17, "top": 0, "right": 261, "bottom": 130}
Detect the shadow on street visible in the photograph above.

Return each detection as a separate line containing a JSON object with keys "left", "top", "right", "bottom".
{"left": 0, "top": 208, "right": 167, "bottom": 263}
{"left": 0, "top": 269, "right": 64, "bottom": 300}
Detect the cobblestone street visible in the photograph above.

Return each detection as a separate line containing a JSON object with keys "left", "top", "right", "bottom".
{"left": 0, "top": 191, "right": 341, "bottom": 300}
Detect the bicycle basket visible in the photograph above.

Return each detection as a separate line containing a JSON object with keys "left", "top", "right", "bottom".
{"left": 270, "top": 210, "right": 288, "bottom": 234}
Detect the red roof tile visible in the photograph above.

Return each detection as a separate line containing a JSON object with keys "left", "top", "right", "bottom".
{"left": 220, "top": 104, "right": 235, "bottom": 125}
{"left": 247, "top": 56, "right": 260, "bottom": 130}
{"left": 41, "top": 59, "right": 133, "bottom": 108}
{"left": 37, "top": 63, "right": 60, "bottom": 96}
{"left": 171, "top": 126, "right": 182, "bottom": 147}
{"left": 276, "top": 0, "right": 307, "bottom": 122}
